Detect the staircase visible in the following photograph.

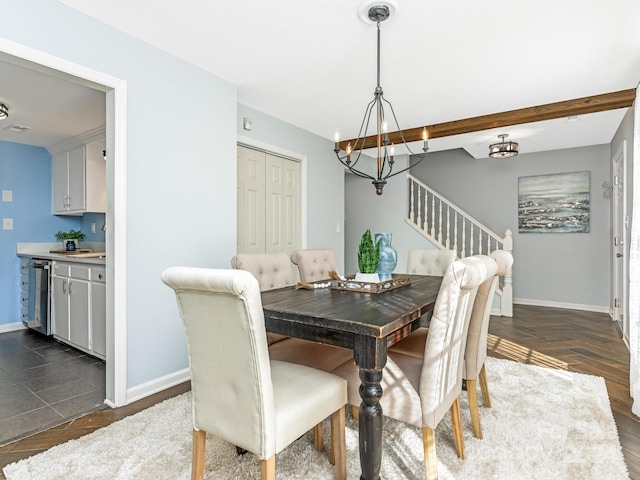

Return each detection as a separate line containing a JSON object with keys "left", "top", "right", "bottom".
{"left": 406, "top": 173, "right": 513, "bottom": 316}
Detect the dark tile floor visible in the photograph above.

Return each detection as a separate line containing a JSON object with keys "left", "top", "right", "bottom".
{"left": 0, "top": 329, "right": 105, "bottom": 446}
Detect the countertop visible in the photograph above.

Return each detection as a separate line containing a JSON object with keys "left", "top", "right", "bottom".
{"left": 17, "top": 242, "right": 106, "bottom": 266}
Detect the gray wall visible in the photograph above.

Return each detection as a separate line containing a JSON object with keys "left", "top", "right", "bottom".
{"left": 346, "top": 144, "right": 613, "bottom": 310}
{"left": 412, "top": 144, "right": 612, "bottom": 310}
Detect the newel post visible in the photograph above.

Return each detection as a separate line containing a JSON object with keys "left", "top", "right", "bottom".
{"left": 501, "top": 229, "right": 513, "bottom": 317}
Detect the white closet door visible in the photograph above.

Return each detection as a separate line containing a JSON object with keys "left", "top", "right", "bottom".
{"left": 237, "top": 146, "right": 266, "bottom": 253}
{"left": 265, "top": 154, "right": 300, "bottom": 254}
{"left": 237, "top": 146, "right": 300, "bottom": 256}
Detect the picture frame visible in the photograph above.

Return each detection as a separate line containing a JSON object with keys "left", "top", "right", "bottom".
{"left": 518, "top": 171, "right": 590, "bottom": 233}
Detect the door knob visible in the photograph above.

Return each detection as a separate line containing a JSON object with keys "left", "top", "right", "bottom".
{"left": 617, "top": 253, "right": 623, "bottom": 258}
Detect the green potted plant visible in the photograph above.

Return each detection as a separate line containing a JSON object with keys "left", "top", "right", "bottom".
{"left": 55, "top": 229, "right": 86, "bottom": 251}
{"left": 356, "top": 229, "right": 381, "bottom": 282}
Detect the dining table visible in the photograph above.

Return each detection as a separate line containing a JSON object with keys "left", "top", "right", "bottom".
{"left": 260, "top": 274, "right": 442, "bottom": 480}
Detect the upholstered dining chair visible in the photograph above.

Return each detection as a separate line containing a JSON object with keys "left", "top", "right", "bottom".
{"left": 406, "top": 248, "right": 457, "bottom": 276}
{"left": 389, "top": 250, "right": 513, "bottom": 439}
{"left": 231, "top": 251, "right": 353, "bottom": 452}
{"left": 331, "top": 255, "right": 497, "bottom": 480}
{"left": 161, "top": 267, "right": 347, "bottom": 480}
{"left": 290, "top": 248, "right": 338, "bottom": 282}
{"left": 231, "top": 252, "right": 294, "bottom": 346}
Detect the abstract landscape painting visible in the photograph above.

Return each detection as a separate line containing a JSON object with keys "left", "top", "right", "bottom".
{"left": 518, "top": 171, "right": 590, "bottom": 233}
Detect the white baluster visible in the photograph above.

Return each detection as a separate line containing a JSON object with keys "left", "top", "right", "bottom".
{"left": 409, "top": 179, "right": 415, "bottom": 224}
{"left": 453, "top": 211, "right": 458, "bottom": 255}
{"left": 445, "top": 206, "right": 451, "bottom": 249}
{"left": 461, "top": 221, "right": 466, "bottom": 258}
{"left": 430, "top": 194, "right": 436, "bottom": 238}
{"left": 438, "top": 201, "right": 443, "bottom": 244}
{"left": 417, "top": 185, "right": 423, "bottom": 231}
{"left": 470, "top": 223, "right": 474, "bottom": 256}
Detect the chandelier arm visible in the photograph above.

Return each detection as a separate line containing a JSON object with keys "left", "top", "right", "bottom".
{"left": 384, "top": 152, "right": 427, "bottom": 179}
{"left": 381, "top": 97, "right": 420, "bottom": 156}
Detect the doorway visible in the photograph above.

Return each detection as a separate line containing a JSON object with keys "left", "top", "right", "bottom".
{"left": 0, "top": 38, "right": 128, "bottom": 407}
{"left": 612, "top": 140, "right": 628, "bottom": 344}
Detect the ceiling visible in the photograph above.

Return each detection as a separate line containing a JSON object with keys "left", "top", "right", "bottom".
{"left": 2, "top": 0, "right": 639, "bottom": 158}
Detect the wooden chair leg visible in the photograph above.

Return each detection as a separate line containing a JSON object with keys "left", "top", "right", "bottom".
{"left": 314, "top": 423, "right": 324, "bottom": 452}
{"left": 192, "top": 429, "right": 206, "bottom": 480}
{"left": 351, "top": 404, "right": 359, "bottom": 421}
{"left": 330, "top": 406, "right": 347, "bottom": 480}
{"left": 422, "top": 426, "right": 438, "bottom": 480}
{"left": 450, "top": 397, "right": 466, "bottom": 459}
{"left": 260, "top": 455, "right": 275, "bottom": 480}
{"left": 479, "top": 363, "right": 492, "bottom": 407}
{"left": 467, "top": 379, "right": 483, "bottom": 439}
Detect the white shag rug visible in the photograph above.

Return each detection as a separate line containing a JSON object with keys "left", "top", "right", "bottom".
{"left": 4, "top": 357, "right": 629, "bottom": 479}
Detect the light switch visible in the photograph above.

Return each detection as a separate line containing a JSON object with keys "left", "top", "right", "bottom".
{"left": 2, "top": 190, "right": 12, "bottom": 202}
{"left": 3, "top": 218, "right": 13, "bottom": 230}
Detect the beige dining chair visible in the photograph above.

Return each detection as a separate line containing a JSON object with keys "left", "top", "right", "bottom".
{"left": 389, "top": 250, "right": 512, "bottom": 439}
{"left": 231, "top": 252, "right": 294, "bottom": 346}
{"left": 290, "top": 248, "right": 338, "bottom": 282}
{"left": 406, "top": 248, "right": 457, "bottom": 276}
{"left": 161, "top": 267, "right": 347, "bottom": 480}
{"left": 332, "top": 255, "right": 497, "bottom": 480}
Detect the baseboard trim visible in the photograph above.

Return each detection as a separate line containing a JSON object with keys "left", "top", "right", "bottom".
{"left": 125, "top": 368, "right": 191, "bottom": 405}
{"left": 0, "top": 322, "right": 27, "bottom": 334}
{"left": 513, "top": 298, "right": 609, "bottom": 314}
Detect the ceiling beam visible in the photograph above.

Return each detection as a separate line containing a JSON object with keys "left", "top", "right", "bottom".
{"left": 338, "top": 88, "right": 636, "bottom": 151}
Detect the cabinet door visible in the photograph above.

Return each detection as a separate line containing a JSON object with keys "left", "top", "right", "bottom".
{"left": 68, "top": 279, "right": 90, "bottom": 350}
{"left": 91, "top": 281, "right": 106, "bottom": 358}
{"left": 52, "top": 152, "right": 69, "bottom": 213}
{"left": 51, "top": 276, "right": 70, "bottom": 341}
{"left": 67, "top": 145, "right": 86, "bottom": 212}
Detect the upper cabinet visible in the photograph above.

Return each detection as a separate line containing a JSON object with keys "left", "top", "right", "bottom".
{"left": 52, "top": 142, "right": 106, "bottom": 215}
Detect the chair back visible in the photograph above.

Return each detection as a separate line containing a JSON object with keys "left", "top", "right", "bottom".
{"left": 464, "top": 250, "right": 514, "bottom": 379}
{"left": 161, "top": 267, "right": 276, "bottom": 458}
{"left": 290, "top": 248, "right": 338, "bottom": 282}
{"left": 406, "top": 249, "right": 457, "bottom": 276}
{"left": 419, "top": 255, "right": 497, "bottom": 428}
{"left": 231, "top": 252, "right": 294, "bottom": 291}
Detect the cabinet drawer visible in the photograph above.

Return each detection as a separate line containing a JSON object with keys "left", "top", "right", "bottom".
{"left": 91, "top": 267, "right": 106, "bottom": 283}
{"left": 53, "top": 263, "right": 70, "bottom": 277}
{"left": 70, "top": 265, "right": 90, "bottom": 280}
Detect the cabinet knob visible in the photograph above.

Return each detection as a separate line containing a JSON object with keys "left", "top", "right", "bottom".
{"left": 98, "top": 273, "right": 104, "bottom": 280}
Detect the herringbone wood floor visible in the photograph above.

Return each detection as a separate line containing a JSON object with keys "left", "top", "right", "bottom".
{"left": 0, "top": 304, "right": 638, "bottom": 479}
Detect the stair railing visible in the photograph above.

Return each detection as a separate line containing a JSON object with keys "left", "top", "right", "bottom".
{"left": 407, "top": 173, "right": 513, "bottom": 316}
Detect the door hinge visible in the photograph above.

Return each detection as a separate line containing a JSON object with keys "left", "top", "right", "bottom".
{"left": 614, "top": 298, "right": 620, "bottom": 308}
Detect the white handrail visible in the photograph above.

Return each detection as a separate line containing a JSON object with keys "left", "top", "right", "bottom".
{"left": 406, "top": 173, "right": 513, "bottom": 316}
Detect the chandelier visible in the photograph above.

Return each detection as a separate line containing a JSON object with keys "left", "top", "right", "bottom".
{"left": 489, "top": 134, "right": 519, "bottom": 158}
{"left": 333, "top": 4, "right": 428, "bottom": 195}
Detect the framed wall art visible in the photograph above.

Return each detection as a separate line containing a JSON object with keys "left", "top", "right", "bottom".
{"left": 518, "top": 171, "right": 590, "bottom": 233}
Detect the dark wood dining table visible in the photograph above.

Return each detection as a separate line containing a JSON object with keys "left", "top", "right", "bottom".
{"left": 260, "top": 274, "right": 442, "bottom": 480}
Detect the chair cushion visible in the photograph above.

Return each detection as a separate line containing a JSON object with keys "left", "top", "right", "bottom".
{"left": 406, "top": 249, "right": 457, "bottom": 276}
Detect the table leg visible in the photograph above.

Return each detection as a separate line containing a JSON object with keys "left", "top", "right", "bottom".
{"left": 359, "top": 368, "right": 383, "bottom": 480}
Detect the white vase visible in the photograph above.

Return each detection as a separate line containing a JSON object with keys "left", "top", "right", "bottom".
{"left": 355, "top": 272, "right": 380, "bottom": 283}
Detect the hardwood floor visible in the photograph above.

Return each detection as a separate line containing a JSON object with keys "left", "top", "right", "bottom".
{"left": 0, "top": 304, "right": 638, "bottom": 479}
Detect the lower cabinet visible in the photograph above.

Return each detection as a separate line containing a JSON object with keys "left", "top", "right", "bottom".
{"left": 51, "top": 261, "right": 105, "bottom": 360}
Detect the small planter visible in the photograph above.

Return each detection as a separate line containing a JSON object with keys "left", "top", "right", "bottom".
{"left": 355, "top": 272, "right": 380, "bottom": 283}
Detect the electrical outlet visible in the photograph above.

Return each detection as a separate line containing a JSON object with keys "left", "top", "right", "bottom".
{"left": 3, "top": 218, "right": 13, "bottom": 230}
{"left": 2, "top": 190, "right": 12, "bottom": 202}
{"left": 91, "top": 222, "right": 96, "bottom": 234}
{"left": 336, "top": 222, "right": 341, "bottom": 233}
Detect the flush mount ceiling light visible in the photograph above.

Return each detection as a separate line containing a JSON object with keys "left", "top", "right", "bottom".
{"left": 0, "top": 102, "right": 8, "bottom": 120}
{"left": 489, "top": 134, "right": 519, "bottom": 158}
{"left": 333, "top": 3, "right": 427, "bottom": 195}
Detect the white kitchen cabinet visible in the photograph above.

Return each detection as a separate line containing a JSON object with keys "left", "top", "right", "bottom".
{"left": 51, "top": 261, "right": 105, "bottom": 359}
{"left": 52, "top": 142, "right": 106, "bottom": 215}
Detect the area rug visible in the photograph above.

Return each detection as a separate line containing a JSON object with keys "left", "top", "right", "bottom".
{"left": 3, "top": 357, "right": 629, "bottom": 479}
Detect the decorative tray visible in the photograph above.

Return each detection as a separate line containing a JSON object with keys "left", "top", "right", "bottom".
{"left": 331, "top": 274, "right": 411, "bottom": 294}
{"left": 49, "top": 249, "right": 93, "bottom": 254}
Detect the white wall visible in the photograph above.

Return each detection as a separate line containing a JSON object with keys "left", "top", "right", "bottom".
{"left": 4, "top": 1, "right": 237, "bottom": 395}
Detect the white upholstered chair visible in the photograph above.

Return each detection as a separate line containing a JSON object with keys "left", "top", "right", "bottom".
{"left": 290, "top": 248, "right": 338, "bottom": 282}
{"left": 389, "top": 250, "right": 513, "bottom": 440}
{"left": 406, "top": 248, "right": 457, "bottom": 276}
{"left": 161, "top": 267, "right": 347, "bottom": 480}
{"left": 332, "top": 255, "right": 497, "bottom": 480}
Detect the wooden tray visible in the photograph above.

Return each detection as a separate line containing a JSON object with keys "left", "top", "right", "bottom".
{"left": 49, "top": 249, "right": 93, "bottom": 254}
{"left": 331, "top": 274, "right": 411, "bottom": 294}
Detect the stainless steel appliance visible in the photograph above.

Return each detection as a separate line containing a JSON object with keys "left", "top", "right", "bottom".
{"left": 22, "top": 258, "right": 51, "bottom": 335}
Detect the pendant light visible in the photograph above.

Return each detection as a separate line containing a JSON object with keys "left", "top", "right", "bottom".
{"left": 489, "top": 134, "right": 518, "bottom": 158}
